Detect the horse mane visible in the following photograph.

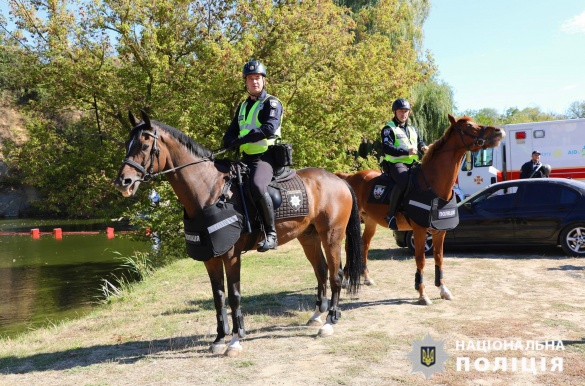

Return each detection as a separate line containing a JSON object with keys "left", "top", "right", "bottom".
{"left": 421, "top": 115, "right": 473, "bottom": 164}
{"left": 132, "top": 120, "right": 213, "bottom": 159}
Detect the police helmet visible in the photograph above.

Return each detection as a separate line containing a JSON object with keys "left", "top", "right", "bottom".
{"left": 392, "top": 98, "right": 411, "bottom": 111}
{"left": 242, "top": 60, "right": 267, "bottom": 79}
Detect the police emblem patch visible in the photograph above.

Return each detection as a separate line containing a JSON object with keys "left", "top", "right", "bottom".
{"left": 373, "top": 185, "right": 386, "bottom": 199}
{"left": 406, "top": 333, "right": 450, "bottom": 379}
{"left": 383, "top": 128, "right": 391, "bottom": 136}
{"left": 287, "top": 190, "right": 303, "bottom": 211}
{"left": 270, "top": 99, "right": 277, "bottom": 108}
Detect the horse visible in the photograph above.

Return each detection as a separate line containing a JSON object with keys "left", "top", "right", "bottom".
{"left": 113, "top": 110, "right": 363, "bottom": 357}
{"left": 337, "top": 114, "right": 505, "bottom": 304}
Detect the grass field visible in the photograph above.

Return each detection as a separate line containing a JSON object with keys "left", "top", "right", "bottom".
{"left": 1, "top": 226, "right": 584, "bottom": 385}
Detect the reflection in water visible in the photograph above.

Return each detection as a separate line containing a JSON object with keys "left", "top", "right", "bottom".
{"left": 0, "top": 222, "right": 149, "bottom": 337}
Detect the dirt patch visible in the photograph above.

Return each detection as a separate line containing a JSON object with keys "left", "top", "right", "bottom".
{"left": 0, "top": 227, "right": 584, "bottom": 386}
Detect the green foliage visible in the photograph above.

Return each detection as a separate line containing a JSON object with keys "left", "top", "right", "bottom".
{"left": 462, "top": 106, "right": 565, "bottom": 126}
{"left": 1, "top": 0, "right": 433, "bottom": 262}
{"left": 409, "top": 77, "right": 455, "bottom": 142}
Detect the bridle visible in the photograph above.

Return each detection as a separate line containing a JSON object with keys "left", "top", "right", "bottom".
{"left": 454, "top": 123, "right": 490, "bottom": 150}
{"left": 122, "top": 125, "right": 223, "bottom": 182}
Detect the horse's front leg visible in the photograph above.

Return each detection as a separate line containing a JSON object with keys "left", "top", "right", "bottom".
{"left": 298, "top": 232, "right": 329, "bottom": 329}
{"left": 431, "top": 230, "right": 453, "bottom": 301}
{"left": 413, "top": 227, "right": 432, "bottom": 305}
{"left": 223, "top": 251, "right": 245, "bottom": 357}
{"left": 204, "top": 257, "right": 229, "bottom": 354}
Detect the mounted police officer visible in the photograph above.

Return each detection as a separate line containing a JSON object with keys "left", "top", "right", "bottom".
{"left": 223, "top": 60, "right": 283, "bottom": 252}
{"left": 381, "top": 98, "right": 428, "bottom": 230}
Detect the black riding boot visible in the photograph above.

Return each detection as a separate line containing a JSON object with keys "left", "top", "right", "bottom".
{"left": 385, "top": 186, "right": 404, "bottom": 230}
{"left": 256, "top": 192, "right": 278, "bottom": 252}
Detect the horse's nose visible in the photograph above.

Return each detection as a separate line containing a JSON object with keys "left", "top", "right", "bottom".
{"left": 114, "top": 175, "right": 132, "bottom": 188}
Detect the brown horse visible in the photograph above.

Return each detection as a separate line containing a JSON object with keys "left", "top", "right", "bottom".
{"left": 114, "top": 111, "right": 363, "bottom": 357}
{"left": 337, "top": 114, "right": 505, "bottom": 304}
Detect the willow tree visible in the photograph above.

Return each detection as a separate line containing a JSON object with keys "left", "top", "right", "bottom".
{"left": 409, "top": 77, "right": 455, "bottom": 143}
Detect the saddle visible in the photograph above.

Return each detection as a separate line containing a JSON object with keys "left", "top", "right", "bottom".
{"left": 182, "top": 162, "right": 309, "bottom": 261}
{"left": 368, "top": 166, "right": 459, "bottom": 230}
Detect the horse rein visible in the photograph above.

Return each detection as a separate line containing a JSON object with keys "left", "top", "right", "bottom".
{"left": 122, "top": 126, "right": 225, "bottom": 182}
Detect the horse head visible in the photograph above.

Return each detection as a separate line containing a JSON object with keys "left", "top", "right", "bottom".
{"left": 448, "top": 114, "right": 505, "bottom": 151}
{"left": 114, "top": 110, "right": 161, "bottom": 197}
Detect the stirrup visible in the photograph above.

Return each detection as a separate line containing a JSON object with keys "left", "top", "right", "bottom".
{"left": 257, "top": 233, "right": 278, "bottom": 252}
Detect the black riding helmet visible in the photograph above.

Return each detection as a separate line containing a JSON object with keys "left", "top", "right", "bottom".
{"left": 392, "top": 98, "right": 411, "bottom": 111}
{"left": 242, "top": 60, "right": 267, "bottom": 79}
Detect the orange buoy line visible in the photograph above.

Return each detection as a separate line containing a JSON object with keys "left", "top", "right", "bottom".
{"left": 0, "top": 228, "right": 137, "bottom": 238}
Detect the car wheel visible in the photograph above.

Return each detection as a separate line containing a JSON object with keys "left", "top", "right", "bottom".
{"left": 560, "top": 223, "right": 585, "bottom": 257}
{"left": 406, "top": 231, "right": 434, "bottom": 255}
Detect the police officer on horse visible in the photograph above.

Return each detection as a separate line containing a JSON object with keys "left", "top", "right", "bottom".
{"left": 381, "top": 98, "right": 428, "bottom": 230}
{"left": 223, "top": 60, "right": 284, "bottom": 252}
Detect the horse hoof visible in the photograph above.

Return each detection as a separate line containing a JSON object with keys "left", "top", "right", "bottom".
{"left": 225, "top": 347, "right": 243, "bottom": 357}
{"left": 209, "top": 343, "right": 226, "bottom": 355}
{"left": 306, "top": 319, "right": 323, "bottom": 327}
{"left": 318, "top": 324, "right": 334, "bottom": 337}
{"left": 418, "top": 297, "right": 432, "bottom": 305}
{"left": 440, "top": 287, "right": 453, "bottom": 300}
{"left": 364, "top": 277, "right": 376, "bottom": 286}
{"left": 441, "top": 292, "right": 453, "bottom": 300}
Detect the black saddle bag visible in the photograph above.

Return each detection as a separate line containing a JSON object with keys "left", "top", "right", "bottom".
{"left": 270, "top": 142, "right": 293, "bottom": 167}
{"left": 183, "top": 200, "right": 243, "bottom": 261}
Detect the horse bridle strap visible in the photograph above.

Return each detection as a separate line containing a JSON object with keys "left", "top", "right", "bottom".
{"left": 456, "top": 125, "right": 487, "bottom": 150}
{"left": 122, "top": 127, "right": 225, "bottom": 182}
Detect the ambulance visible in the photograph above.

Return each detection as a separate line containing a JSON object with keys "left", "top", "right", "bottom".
{"left": 455, "top": 118, "right": 585, "bottom": 201}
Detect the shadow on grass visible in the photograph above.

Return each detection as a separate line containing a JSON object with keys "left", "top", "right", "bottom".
{"left": 0, "top": 286, "right": 412, "bottom": 375}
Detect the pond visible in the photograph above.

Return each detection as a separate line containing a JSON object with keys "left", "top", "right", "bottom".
{"left": 0, "top": 219, "right": 150, "bottom": 338}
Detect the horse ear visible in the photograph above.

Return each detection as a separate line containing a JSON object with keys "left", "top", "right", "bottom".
{"left": 448, "top": 114, "right": 456, "bottom": 125}
{"left": 129, "top": 111, "right": 138, "bottom": 127}
{"left": 140, "top": 109, "right": 151, "bottom": 128}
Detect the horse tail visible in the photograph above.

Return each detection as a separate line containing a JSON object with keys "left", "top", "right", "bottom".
{"left": 343, "top": 180, "right": 363, "bottom": 295}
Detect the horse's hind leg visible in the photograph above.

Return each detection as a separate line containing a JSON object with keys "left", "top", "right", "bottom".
{"left": 204, "top": 257, "right": 230, "bottom": 354}
{"left": 359, "top": 217, "right": 377, "bottom": 286}
{"left": 297, "top": 228, "right": 329, "bottom": 328}
{"left": 431, "top": 230, "right": 453, "bottom": 300}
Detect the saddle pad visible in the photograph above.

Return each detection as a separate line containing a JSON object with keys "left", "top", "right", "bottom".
{"left": 274, "top": 174, "right": 309, "bottom": 219}
{"left": 367, "top": 174, "right": 395, "bottom": 204}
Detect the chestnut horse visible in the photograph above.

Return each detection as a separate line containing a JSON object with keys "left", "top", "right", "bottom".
{"left": 114, "top": 111, "right": 363, "bottom": 357}
{"left": 338, "top": 115, "right": 505, "bottom": 304}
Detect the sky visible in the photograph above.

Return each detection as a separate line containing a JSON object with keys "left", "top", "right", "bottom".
{"left": 422, "top": 0, "right": 585, "bottom": 116}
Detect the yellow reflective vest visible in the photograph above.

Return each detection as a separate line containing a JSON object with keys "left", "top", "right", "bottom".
{"left": 238, "top": 94, "right": 281, "bottom": 155}
{"left": 383, "top": 121, "right": 419, "bottom": 164}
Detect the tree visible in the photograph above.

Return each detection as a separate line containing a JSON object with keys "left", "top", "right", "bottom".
{"left": 409, "top": 77, "right": 455, "bottom": 143}
{"left": 567, "top": 100, "right": 585, "bottom": 119}
{"left": 1, "top": 0, "right": 434, "bottom": 261}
